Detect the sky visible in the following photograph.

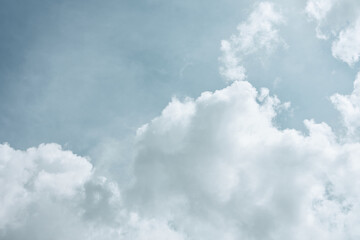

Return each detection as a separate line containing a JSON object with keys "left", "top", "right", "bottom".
{"left": 1, "top": 0, "right": 360, "bottom": 239}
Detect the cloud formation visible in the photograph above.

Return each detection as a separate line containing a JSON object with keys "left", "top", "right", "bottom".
{"left": 3, "top": 1, "right": 360, "bottom": 239}
{"left": 0, "top": 143, "right": 186, "bottom": 240}
{"left": 3, "top": 73, "right": 360, "bottom": 239}
{"left": 129, "top": 75, "right": 360, "bottom": 239}
{"left": 0, "top": 143, "right": 93, "bottom": 239}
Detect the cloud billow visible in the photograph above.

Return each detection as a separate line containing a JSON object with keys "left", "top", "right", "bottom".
{"left": 130, "top": 77, "right": 360, "bottom": 239}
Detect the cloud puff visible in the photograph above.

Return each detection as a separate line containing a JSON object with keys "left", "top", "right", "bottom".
{"left": 332, "top": 17, "right": 360, "bottom": 65}
{"left": 0, "top": 143, "right": 92, "bottom": 230}
{"left": 219, "top": 2, "right": 285, "bottom": 82}
{"left": 331, "top": 72, "right": 360, "bottom": 135}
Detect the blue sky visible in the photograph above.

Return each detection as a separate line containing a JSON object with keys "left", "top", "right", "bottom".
{"left": 2, "top": 0, "right": 360, "bottom": 239}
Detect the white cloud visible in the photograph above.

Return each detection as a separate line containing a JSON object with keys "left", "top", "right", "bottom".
{"left": 4, "top": 76, "right": 360, "bottom": 239}
{"left": 0, "top": 143, "right": 92, "bottom": 230}
{"left": 219, "top": 2, "right": 285, "bottom": 82}
{"left": 331, "top": 72, "right": 360, "bottom": 135}
{"left": 128, "top": 77, "right": 360, "bottom": 239}
{"left": 3, "top": 68, "right": 360, "bottom": 240}
{"left": 305, "top": 0, "right": 360, "bottom": 65}
{"left": 4, "top": 1, "right": 360, "bottom": 239}
{"left": 0, "top": 143, "right": 185, "bottom": 240}
{"left": 306, "top": 0, "right": 335, "bottom": 21}
{"left": 305, "top": 0, "right": 336, "bottom": 39}
{"left": 332, "top": 17, "right": 360, "bottom": 65}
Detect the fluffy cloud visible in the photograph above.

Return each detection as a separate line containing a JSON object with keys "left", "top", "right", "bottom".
{"left": 4, "top": 76, "right": 360, "bottom": 239}
{"left": 0, "top": 143, "right": 186, "bottom": 240}
{"left": 0, "top": 143, "right": 92, "bottom": 230}
{"left": 219, "top": 2, "right": 285, "bottom": 82}
{"left": 3, "top": 1, "right": 360, "bottom": 239}
{"left": 127, "top": 76, "right": 360, "bottom": 239}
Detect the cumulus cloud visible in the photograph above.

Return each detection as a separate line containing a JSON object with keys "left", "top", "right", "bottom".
{"left": 127, "top": 77, "right": 360, "bottom": 239}
{"left": 4, "top": 77, "right": 360, "bottom": 239}
{"left": 0, "top": 143, "right": 186, "bottom": 240}
{"left": 219, "top": 2, "right": 285, "bottom": 82}
{"left": 0, "top": 143, "right": 92, "bottom": 230}
{"left": 3, "top": 1, "right": 360, "bottom": 239}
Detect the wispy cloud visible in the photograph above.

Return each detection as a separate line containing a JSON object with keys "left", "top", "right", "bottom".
{"left": 219, "top": 2, "right": 285, "bottom": 82}
{"left": 305, "top": 0, "right": 337, "bottom": 39}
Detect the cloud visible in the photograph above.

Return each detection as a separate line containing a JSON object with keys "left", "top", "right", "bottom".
{"left": 306, "top": 0, "right": 335, "bottom": 21}
{"left": 3, "top": 1, "right": 360, "bottom": 239}
{"left": 0, "top": 143, "right": 92, "bottom": 230}
{"left": 219, "top": 2, "right": 285, "bottom": 82}
{"left": 305, "top": 0, "right": 360, "bottom": 65}
{"left": 332, "top": 17, "right": 360, "bottom": 65}
{"left": 4, "top": 76, "right": 360, "bottom": 239}
{"left": 331, "top": 72, "right": 360, "bottom": 135}
{"left": 305, "top": 0, "right": 337, "bottom": 39}
{"left": 0, "top": 143, "right": 185, "bottom": 240}
{"left": 128, "top": 75, "right": 360, "bottom": 239}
